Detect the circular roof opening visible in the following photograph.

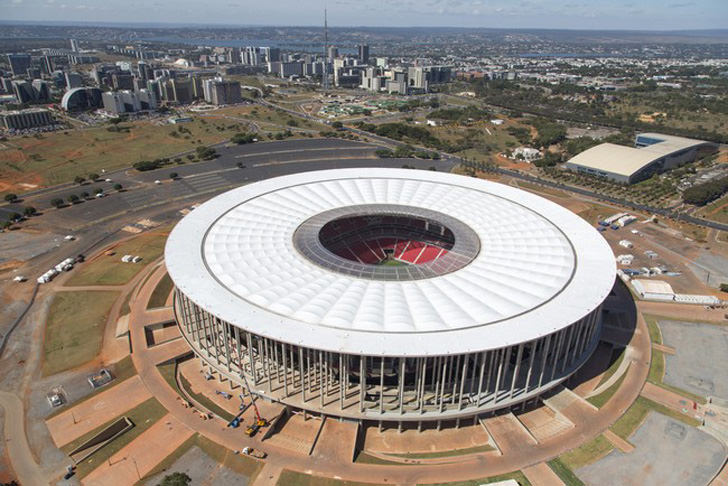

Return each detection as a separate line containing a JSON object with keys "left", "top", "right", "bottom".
{"left": 319, "top": 213, "right": 456, "bottom": 266}
{"left": 293, "top": 204, "right": 480, "bottom": 281}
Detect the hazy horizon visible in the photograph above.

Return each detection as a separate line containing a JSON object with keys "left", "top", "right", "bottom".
{"left": 1, "top": 0, "right": 726, "bottom": 31}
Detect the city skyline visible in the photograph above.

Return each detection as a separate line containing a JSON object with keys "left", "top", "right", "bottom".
{"left": 1, "top": 0, "right": 727, "bottom": 30}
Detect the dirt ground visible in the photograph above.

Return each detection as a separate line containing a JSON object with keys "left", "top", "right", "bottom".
{"left": 45, "top": 375, "right": 151, "bottom": 448}
{"left": 83, "top": 413, "right": 194, "bottom": 486}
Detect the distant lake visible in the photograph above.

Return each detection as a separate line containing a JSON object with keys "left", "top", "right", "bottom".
{"left": 142, "top": 35, "right": 356, "bottom": 54}
{"left": 518, "top": 53, "right": 629, "bottom": 58}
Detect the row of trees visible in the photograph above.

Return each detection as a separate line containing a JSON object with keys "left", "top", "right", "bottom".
{"left": 682, "top": 176, "right": 728, "bottom": 206}
{"left": 49, "top": 185, "right": 122, "bottom": 208}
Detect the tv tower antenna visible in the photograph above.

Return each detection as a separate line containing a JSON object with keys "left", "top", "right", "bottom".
{"left": 323, "top": 7, "right": 329, "bottom": 91}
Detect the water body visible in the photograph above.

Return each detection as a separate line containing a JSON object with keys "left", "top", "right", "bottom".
{"left": 142, "top": 35, "right": 356, "bottom": 54}
{"left": 518, "top": 53, "right": 633, "bottom": 58}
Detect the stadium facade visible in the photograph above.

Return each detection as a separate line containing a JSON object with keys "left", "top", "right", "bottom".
{"left": 166, "top": 169, "right": 616, "bottom": 426}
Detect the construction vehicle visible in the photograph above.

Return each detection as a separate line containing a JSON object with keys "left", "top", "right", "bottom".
{"left": 240, "top": 373, "right": 269, "bottom": 436}
{"left": 242, "top": 446, "right": 266, "bottom": 459}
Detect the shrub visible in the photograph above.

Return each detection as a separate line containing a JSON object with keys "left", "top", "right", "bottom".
{"left": 50, "top": 198, "right": 64, "bottom": 208}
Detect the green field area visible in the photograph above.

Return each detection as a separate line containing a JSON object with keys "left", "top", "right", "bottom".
{"left": 147, "top": 273, "right": 173, "bottom": 309}
{"left": 609, "top": 396, "right": 701, "bottom": 441}
{"left": 587, "top": 363, "right": 629, "bottom": 408}
{"left": 0, "top": 116, "right": 249, "bottom": 190}
{"left": 43, "top": 290, "right": 119, "bottom": 376}
{"left": 419, "top": 471, "right": 532, "bottom": 486}
{"left": 157, "top": 360, "right": 236, "bottom": 422}
{"left": 61, "top": 397, "right": 167, "bottom": 478}
{"left": 140, "top": 433, "right": 262, "bottom": 484}
{"left": 388, "top": 444, "right": 494, "bottom": 459}
{"left": 66, "top": 231, "right": 168, "bottom": 286}
{"left": 548, "top": 458, "right": 585, "bottom": 486}
{"left": 559, "top": 434, "right": 613, "bottom": 470}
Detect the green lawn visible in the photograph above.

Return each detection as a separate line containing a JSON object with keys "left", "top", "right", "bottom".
{"left": 147, "top": 273, "right": 174, "bottom": 309}
{"left": 157, "top": 361, "right": 236, "bottom": 422}
{"left": 43, "top": 290, "right": 120, "bottom": 376}
{"left": 66, "top": 232, "right": 168, "bottom": 286}
{"left": 47, "top": 355, "right": 136, "bottom": 419}
{"left": 594, "top": 346, "right": 625, "bottom": 388}
{"left": 418, "top": 471, "right": 532, "bottom": 486}
{"left": 547, "top": 458, "right": 585, "bottom": 486}
{"left": 559, "top": 435, "right": 613, "bottom": 470}
{"left": 609, "top": 396, "right": 701, "bottom": 441}
{"left": 388, "top": 444, "right": 494, "bottom": 459}
{"left": 643, "top": 315, "right": 663, "bottom": 344}
{"left": 587, "top": 363, "right": 630, "bottom": 408}
{"left": 277, "top": 470, "right": 384, "bottom": 486}
{"left": 355, "top": 452, "right": 415, "bottom": 466}
{"left": 62, "top": 397, "right": 167, "bottom": 478}
{"left": 0, "top": 116, "right": 250, "bottom": 191}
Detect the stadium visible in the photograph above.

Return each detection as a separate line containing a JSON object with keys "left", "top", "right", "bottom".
{"left": 165, "top": 168, "right": 616, "bottom": 427}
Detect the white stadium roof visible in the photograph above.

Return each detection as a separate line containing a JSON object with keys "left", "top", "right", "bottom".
{"left": 165, "top": 168, "right": 616, "bottom": 356}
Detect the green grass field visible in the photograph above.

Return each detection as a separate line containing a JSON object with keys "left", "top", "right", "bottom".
{"left": 559, "top": 435, "right": 613, "bottom": 470}
{"left": 43, "top": 290, "right": 119, "bottom": 376}
{"left": 609, "top": 396, "right": 701, "bottom": 441}
{"left": 418, "top": 471, "right": 532, "bottom": 486}
{"left": 388, "top": 444, "right": 494, "bottom": 459}
{"left": 0, "top": 117, "right": 249, "bottom": 191}
{"left": 147, "top": 273, "right": 173, "bottom": 309}
{"left": 586, "top": 363, "right": 630, "bottom": 409}
{"left": 547, "top": 458, "right": 585, "bottom": 486}
{"left": 61, "top": 397, "right": 167, "bottom": 478}
{"left": 66, "top": 232, "right": 168, "bottom": 286}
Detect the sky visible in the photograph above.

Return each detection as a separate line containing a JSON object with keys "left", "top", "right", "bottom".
{"left": 0, "top": 0, "right": 726, "bottom": 30}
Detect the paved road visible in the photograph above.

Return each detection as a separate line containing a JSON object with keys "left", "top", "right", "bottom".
{"left": 0, "top": 391, "right": 47, "bottom": 485}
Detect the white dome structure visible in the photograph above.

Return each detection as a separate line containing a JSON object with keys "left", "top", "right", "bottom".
{"left": 166, "top": 168, "right": 616, "bottom": 424}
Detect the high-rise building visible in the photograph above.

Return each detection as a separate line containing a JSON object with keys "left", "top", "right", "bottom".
{"left": 203, "top": 78, "right": 242, "bottom": 105}
{"left": 137, "top": 61, "right": 152, "bottom": 82}
{"left": 26, "top": 67, "right": 41, "bottom": 79}
{"left": 12, "top": 81, "right": 35, "bottom": 103}
{"left": 64, "top": 72, "right": 83, "bottom": 89}
{"left": 7, "top": 54, "right": 32, "bottom": 76}
{"left": 358, "top": 44, "right": 370, "bottom": 64}
{"left": 69, "top": 39, "right": 80, "bottom": 52}
{"left": 327, "top": 46, "right": 338, "bottom": 62}
{"left": 41, "top": 55, "right": 54, "bottom": 75}
{"left": 112, "top": 73, "right": 134, "bottom": 90}
{"left": 32, "top": 79, "right": 50, "bottom": 102}
{"left": 1, "top": 108, "right": 54, "bottom": 130}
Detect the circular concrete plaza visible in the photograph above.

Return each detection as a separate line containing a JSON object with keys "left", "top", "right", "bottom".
{"left": 165, "top": 168, "right": 616, "bottom": 425}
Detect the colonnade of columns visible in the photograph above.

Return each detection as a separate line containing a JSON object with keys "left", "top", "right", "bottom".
{"left": 174, "top": 289, "right": 602, "bottom": 422}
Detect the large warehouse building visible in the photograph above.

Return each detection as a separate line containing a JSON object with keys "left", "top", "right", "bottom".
{"left": 165, "top": 168, "right": 616, "bottom": 427}
{"left": 565, "top": 133, "right": 717, "bottom": 184}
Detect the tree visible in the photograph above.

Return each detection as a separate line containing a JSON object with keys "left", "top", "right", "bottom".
{"left": 4, "top": 193, "right": 17, "bottom": 203}
{"left": 113, "top": 183, "right": 123, "bottom": 191}
{"left": 169, "top": 172, "right": 178, "bottom": 180}
{"left": 68, "top": 194, "right": 79, "bottom": 204}
{"left": 81, "top": 191, "right": 90, "bottom": 199}
{"left": 94, "top": 187, "right": 104, "bottom": 195}
{"left": 51, "top": 198, "right": 64, "bottom": 208}
{"left": 23, "top": 206, "right": 36, "bottom": 217}
{"left": 1, "top": 220, "right": 11, "bottom": 230}
{"left": 231, "top": 133, "right": 255, "bottom": 145}
{"left": 157, "top": 472, "right": 191, "bottom": 486}
{"left": 10, "top": 212, "right": 22, "bottom": 222}
{"left": 721, "top": 283, "right": 728, "bottom": 293}
{"left": 88, "top": 173, "right": 100, "bottom": 182}
{"left": 331, "top": 121, "right": 343, "bottom": 130}
{"left": 74, "top": 176, "right": 86, "bottom": 185}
